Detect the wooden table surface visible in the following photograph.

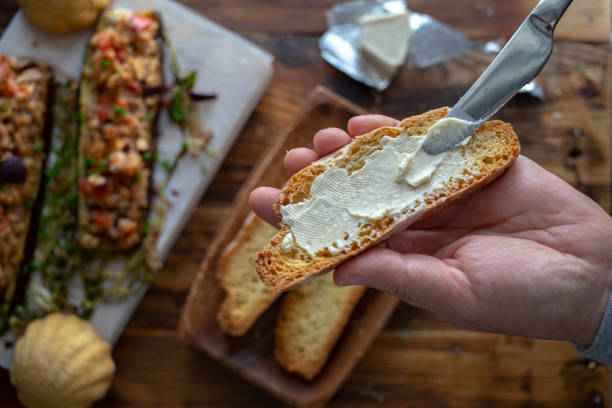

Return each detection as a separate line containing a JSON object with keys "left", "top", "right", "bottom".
{"left": 1, "top": 0, "right": 611, "bottom": 407}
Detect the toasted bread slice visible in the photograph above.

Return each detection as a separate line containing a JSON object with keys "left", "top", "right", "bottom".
{"left": 275, "top": 273, "right": 366, "bottom": 379}
{"left": 256, "top": 107, "right": 520, "bottom": 290}
{"left": 217, "top": 213, "right": 281, "bottom": 336}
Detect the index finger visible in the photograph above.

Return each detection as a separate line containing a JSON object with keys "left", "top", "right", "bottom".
{"left": 347, "top": 114, "right": 399, "bottom": 137}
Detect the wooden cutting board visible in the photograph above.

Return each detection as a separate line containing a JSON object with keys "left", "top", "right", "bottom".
{"left": 179, "top": 86, "right": 400, "bottom": 408}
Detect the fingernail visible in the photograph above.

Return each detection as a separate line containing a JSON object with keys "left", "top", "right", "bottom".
{"left": 334, "top": 272, "right": 356, "bottom": 287}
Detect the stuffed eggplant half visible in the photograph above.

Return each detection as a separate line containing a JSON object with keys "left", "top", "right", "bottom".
{"left": 78, "top": 9, "right": 163, "bottom": 252}
{"left": 0, "top": 55, "right": 53, "bottom": 304}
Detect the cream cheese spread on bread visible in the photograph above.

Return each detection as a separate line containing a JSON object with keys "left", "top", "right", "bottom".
{"left": 279, "top": 121, "right": 480, "bottom": 257}
{"left": 280, "top": 233, "right": 294, "bottom": 252}
{"left": 402, "top": 117, "right": 478, "bottom": 186}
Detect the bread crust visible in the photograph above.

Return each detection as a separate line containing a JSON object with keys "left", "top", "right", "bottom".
{"left": 256, "top": 107, "right": 520, "bottom": 290}
{"left": 217, "top": 213, "right": 281, "bottom": 336}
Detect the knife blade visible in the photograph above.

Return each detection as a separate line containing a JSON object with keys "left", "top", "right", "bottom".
{"left": 422, "top": 0, "right": 573, "bottom": 155}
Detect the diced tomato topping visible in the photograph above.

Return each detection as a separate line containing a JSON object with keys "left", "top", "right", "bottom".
{"left": 0, "top": 55, "right": 13, "bottom": 79}
{"left": 94, "top": 31, "right": 113, "bottom": 50}
{"left": 127, "top": 81, "right": 142, "bottom": 95}
{"left": 129, "top": 15, "right": 153, "bottom": 32}
{"left": 97, "top": 94, "right": 112, "bottom": 122}
{"left": 118, "top": 219, "right": 138, "bottom": 236}
{"left": 80, "top": 178, "right": 91, "bottom": 195}
{"left": 80, "top": 178, "right": 108, "bottom": 199}
{"left": 104, "top": 126, "right": 117, "bottom": 139}
{"left": 0, "top": 82, "right": 17, "bottom": 96}
{"left": 115, "top": 96, "right": 128, "bottom": 110}
{"left": 93, "top": 211, "right": 112, "bottom": 228}
{"left": 0, "top": 218, "right": 10, "bottom": 235}
{"left": 116, "top": 48, "right": 126, "bottom": 63}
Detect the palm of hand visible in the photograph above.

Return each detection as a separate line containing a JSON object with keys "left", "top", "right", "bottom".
{"left": 372, "top": 156, "right": 612, "bottom": 346}
{"left": 250, "top": 115, "right": 612, "bottom": 346}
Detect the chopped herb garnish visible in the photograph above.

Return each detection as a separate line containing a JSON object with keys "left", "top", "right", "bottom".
{"left": 142, "top": 220, "right": 151, "bottom": 236}
{"left": 145, "top": 112, "right": 154, "bottom": 122}
{"left": 61, "top": 241, "right": 73, "bottom": 253}
{"left": 100, "top": 59, "right": 111, "bottom": 69}
{"left": 25, "top": 199, "right": 34, "bottom": 209}
{"left": 1, "top": 105, "right": 9, "bottom": 113}
{"left": 75, "top": 111, "right": 84, "bottom": 124}
{"left": 180, "top": 140, "right": 188, "bottom": 150}
{"left": 133, "top": 173, "right": 143, "bottom": 181}
{"left": 66, "top": 138, "right": 77, "bottom": 149}
{"left": 161, "top": 159, "right": 172, "bottom": 172}
{"left": 0, "top": 183, "right": 8, "bottom": 191}
{"left": 33, "top": 140, "right": 42, "bottom": 150}
{"left": 84, "top": 156, "right": 95, "bottom": 168}
{"left": 206, "top": 146, "right": 217, "bottom": 157}
{"left": 38, "top": 227, "right": 49, "bottom": 240}
{"left": 142, "top": 151, "right": 151, "bottom": 160}
{"left": 66, "top": 192, "right": 78, "bottom": 206}
{"left": 112, "top": 104, "right": 126, "bottom": 116}
{"left": 167, "top": 87, "right": 184, "bottom": 123}
{"left": 95, "top": 159, "right": 109, "bottom": 174}
{"left": 200, "top": 164, "right": 208, "bottom": 174}
{"left": 182, "top": 70, "right": 197, "bottom": 89}
{"left": 45, "top": 166, "right": 58, "bottom": 179}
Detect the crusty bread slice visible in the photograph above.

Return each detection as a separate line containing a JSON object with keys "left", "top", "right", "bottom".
{"left": 217, "top": 213, "right": 281, "bottom": 336}
{"left": 274, "top": 273, "right": 366, "bottom": 380}
{"left": 256, "top": 107, "right": 520, "bottom": 290}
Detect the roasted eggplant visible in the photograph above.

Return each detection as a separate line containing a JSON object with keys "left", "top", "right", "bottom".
{"left": 78, "top": 9, "right": 163, "bottom": 252}
{"left": 0, "top": 55, "right": 53, "bottom": 304}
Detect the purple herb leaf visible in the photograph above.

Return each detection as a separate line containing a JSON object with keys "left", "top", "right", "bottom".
{"left": 143, "top": 84, "right": 170, "bottom": 97}
{"left": 188, "top": 90, "right": 217, "bottom": 101}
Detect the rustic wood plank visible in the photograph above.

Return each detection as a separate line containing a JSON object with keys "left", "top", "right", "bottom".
{"left": 243, "top": 35, "right": 612, "bottom": 211}
{"left": 332, "top": 328, "right": 608, "bottom": 407}
{"left": 1, "top": 0, "right": 609, "bottom": 41}
{"left": 179, "top": 0, "right": 610, "bottom": 41}
{"left": 0, "top": 1, "right": 610, "bottom": 407}
{"left": 180, "top": 87, "right": 400, "bottom": 408}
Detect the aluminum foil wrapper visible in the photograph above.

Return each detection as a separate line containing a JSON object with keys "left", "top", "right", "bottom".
{"left": 320, "top": 0, "right": 474, "bottom": 90}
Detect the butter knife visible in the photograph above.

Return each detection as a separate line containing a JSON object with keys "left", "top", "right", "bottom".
{"left": 422, "top": 0, "right": 573, "bottom": 155}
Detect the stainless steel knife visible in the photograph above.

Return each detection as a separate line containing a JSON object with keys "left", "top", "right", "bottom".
{"left": 422, "top": 0, "right": 573, "bottom": 155}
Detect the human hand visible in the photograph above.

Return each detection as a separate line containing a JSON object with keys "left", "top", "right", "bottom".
{"left": 249, "top": 115, "right": 612, "bottom": 347}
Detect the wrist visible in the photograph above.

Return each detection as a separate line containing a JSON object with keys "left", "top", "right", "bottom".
{"left": 575, "top": 289, "right": 612, "bottom": 364}
{"left": 572, "top": 265, "right": 612, "bottom": 348}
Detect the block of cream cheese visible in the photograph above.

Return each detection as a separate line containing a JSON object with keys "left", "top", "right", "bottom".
{"left": 358, "top": 12, "right": 412, "bottom": 74}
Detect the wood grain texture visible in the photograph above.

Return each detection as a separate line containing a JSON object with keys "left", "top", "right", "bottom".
{"left": 5, "top": 0, "right": 608, "bottom": 40}
{"left": 180, "top": 87, "right": 400, "bottom": 408}
{"left": 0, "top": 0, "right": 610, "bottom": 407}
{"left": 178, "top": 0, "right": 611, "bottom": 41}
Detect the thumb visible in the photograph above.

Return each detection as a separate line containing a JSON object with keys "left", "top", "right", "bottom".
{"left": 334, "top": 247, "right": 469, "bottom": 313}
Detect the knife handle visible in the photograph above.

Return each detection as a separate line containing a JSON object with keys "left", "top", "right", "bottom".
{"left": 532, "top": 0, "right": 574, "bottom": 33}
